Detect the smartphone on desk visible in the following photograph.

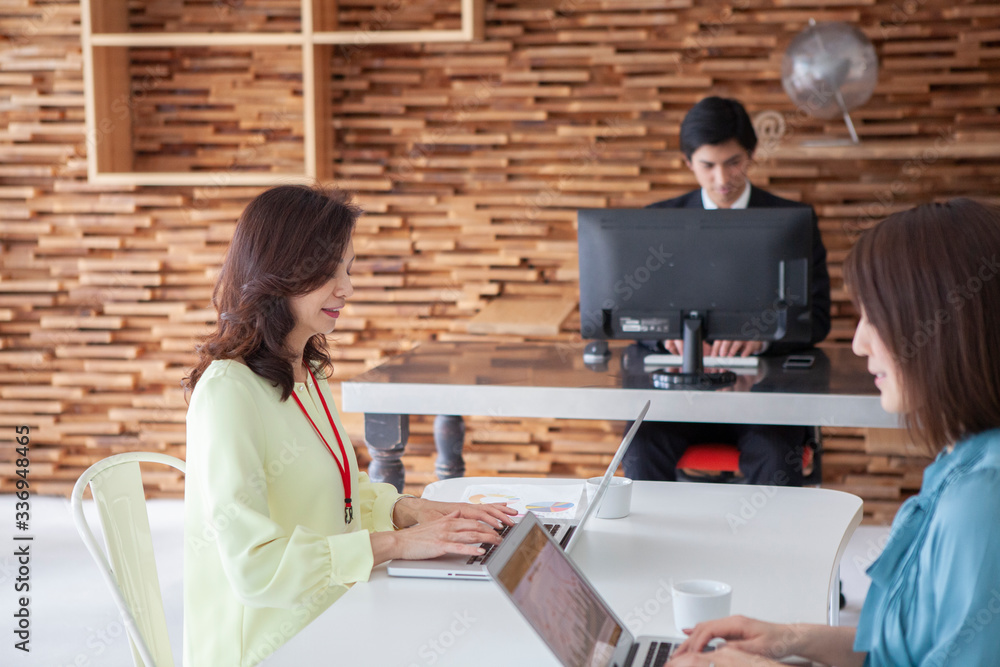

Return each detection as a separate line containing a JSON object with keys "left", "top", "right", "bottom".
{"left": 782, "top": 354, "right": 816, "bottom": 370}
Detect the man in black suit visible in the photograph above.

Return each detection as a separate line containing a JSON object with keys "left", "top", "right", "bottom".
{"left": 622, "top": 96, "right": 832, "bottom": 486}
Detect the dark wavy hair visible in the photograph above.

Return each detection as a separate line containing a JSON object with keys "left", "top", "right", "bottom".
{"left": 183, "top": 184, "right": 360, "bottom": 401}
{"left": 844, "top": 198, "right": 1000, "bottom": 452}
{"left": 679, "top": 96, "right": 758, "bottom": 160}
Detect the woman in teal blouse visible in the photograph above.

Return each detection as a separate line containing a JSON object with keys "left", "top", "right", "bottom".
{"left": 182, "top": 185, "right": 515, "bottom": 666}
{"left": 669, "top": 198, "right": 1000, "bottom": 667}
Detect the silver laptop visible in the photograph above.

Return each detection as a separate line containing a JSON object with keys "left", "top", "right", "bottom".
{"left": 387, "top": 400, "right": 650, "bottom": 580}
{"left": 487, "top": 512, "right": 686, "bottom": 667}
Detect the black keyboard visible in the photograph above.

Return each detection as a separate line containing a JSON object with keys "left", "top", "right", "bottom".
{"left": 641, "top": 641, "right": 675, "bottom": 667}
{"left": 466, "top": 521, "right": 560, "bottom": 565}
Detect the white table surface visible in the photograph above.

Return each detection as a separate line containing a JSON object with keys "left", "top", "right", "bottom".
{"left": 341, "top": 342, "right": 899, "bottom": 428}
{"left": 270, "top": 479, "right": 862, "bottom": 667}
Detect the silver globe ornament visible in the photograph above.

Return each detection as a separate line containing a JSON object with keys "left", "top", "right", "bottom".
{"left": 782, "top": 20, "right": 879, "bottom": 143}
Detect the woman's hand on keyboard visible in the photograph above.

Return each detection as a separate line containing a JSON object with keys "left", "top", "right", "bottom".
{"left": 667, "top": 645, "right": 783, "bottom": 666}
{"left": 393, "top": 497, "right": 516, "bottom": 530}
{"left": 370, "top": 511, "right": 505, "bottom": 563}
{"left": 668, "top": 616, "right": 794, "bottom": 663}
{"left": 669, "top": 619, "right": 861, "bottom": 667}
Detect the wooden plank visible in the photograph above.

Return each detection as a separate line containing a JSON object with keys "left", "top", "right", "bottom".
{"left": 90, "top": 46, "right": 133, "bottom": 174}
{"left": 467, "top": 298, "right": 577, "bottom": 337}
{"left": 865, "top": 428, "right": 929, "bottom": 456}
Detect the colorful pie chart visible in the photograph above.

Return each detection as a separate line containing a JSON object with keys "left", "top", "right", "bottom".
{"left": 468, "top": 493, "right": 518, "bottom": 504}
{"left": 525, "top": 501, "right": 575, "bottom": 513}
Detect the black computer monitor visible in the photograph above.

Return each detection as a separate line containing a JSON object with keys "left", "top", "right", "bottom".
{"left": 577, "top": 207, "right": 814, "bottom": 387}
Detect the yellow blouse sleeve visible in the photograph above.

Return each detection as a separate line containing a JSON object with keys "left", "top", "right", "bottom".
{"left": 353, "top": 471, "right": 401, "bottom": 533}
{"left": 186, "top": 370, "right": 377, "bottom": 610}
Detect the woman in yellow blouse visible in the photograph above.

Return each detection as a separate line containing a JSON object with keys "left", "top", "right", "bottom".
{"left": 182, "top": 185, "right": 515, "bottom": 667}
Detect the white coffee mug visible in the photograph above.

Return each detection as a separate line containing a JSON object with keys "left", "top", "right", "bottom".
{"left": 671, "top": 579, "right": 732, "bottom": 632}
{"left": 586, "top": 476, "right": 633, "bottom": 519}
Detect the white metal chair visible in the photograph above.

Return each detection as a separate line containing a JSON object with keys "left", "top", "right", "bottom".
{"left": 71, "top": 452, "right": 185, "bottom": 667}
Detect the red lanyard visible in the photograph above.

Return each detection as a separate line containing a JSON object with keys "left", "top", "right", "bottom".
{"left": 290, "top": 366, "right": 353, "bottom": 524}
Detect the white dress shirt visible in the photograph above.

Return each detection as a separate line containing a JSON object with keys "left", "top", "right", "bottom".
{"left": 701, "top": 179, "right": 752, "bottom": 210}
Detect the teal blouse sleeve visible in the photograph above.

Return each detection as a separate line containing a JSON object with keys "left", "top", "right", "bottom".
{"left": 855, "top": 431, "right": 1000, "bottom": 667}
{"left": 917, "top": 467, "right": 1000, "bottom": 666}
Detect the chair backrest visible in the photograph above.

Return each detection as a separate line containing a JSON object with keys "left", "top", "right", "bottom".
{"left": 71, "top": 452, "right": 185, "bottom": 667}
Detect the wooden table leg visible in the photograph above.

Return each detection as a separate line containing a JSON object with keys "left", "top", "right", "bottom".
{"left": 364, "top": 413, "right": 409, "bottom": 492}
{"left": 433, "top": 415, "right": 466, "bottom": 480}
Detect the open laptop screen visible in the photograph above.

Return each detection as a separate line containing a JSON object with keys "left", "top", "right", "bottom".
{"left": 495, "top": 517, "right": 624, "bottom": 667}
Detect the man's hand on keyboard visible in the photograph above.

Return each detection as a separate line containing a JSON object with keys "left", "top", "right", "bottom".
{"left": 663, "top": 340, "right": 711, "bottom": 356}
{"left": 662, "top": 340, "right": 763, "bottom": 358}
{"left": 709, "top": 340, "right": 764, "bottom": 357}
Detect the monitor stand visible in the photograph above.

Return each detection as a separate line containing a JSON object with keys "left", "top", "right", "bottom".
{"left": 651, "top": 312, "right": 737, "bottom": 389}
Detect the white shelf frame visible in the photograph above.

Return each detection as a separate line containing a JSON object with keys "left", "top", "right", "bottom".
{"left": 81, "top": 0, "right": 484, "bottom": 186}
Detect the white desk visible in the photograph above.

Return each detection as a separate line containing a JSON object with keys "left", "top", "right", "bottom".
{"left": 270, "top": 479, "right": 862, "bottom": 666}
{"left": 341, "top": 342, "right": 899, "bottom": 489}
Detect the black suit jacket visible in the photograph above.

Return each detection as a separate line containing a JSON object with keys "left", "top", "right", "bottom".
{"left": 645, "top": 186, "right": 832, "bottom": 355}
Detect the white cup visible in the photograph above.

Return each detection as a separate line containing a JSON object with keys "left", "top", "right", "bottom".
{"left": 671, "top": 580, "right": 732, "bottom": 632}
{"left": 587, "top": 476, "right": 633, "bottom": 519}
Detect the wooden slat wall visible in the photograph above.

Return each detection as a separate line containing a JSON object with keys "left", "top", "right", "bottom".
{"left": 2, "top": 0, "right": 999, "bottom": 523}
{"left": 127, "top": 0, "right": 303, "bottom": 33}
{"left": 129, "top": 45, "right": 306, "bottom": 174}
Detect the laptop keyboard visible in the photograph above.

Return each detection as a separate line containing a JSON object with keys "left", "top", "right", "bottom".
{"left": 466, "top": 521, "right": 560, "bottom": 565}
{"left": 641, "top": 641, "right": 676, "bottom": 667}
